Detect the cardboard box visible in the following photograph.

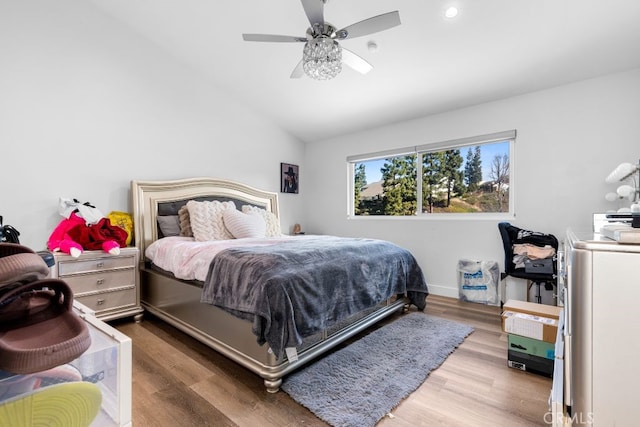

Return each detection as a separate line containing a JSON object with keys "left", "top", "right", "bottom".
{"left": 507, "top": 350, "right": 554, "bottom": 378}
{"left": 503, "top": 311, "right": 558, "bottom": 342}
{"left": 508, "top": 334, "right": 555, "bottom": 359}
{"left": 503, "top": 299, "right": 562, "bottom": 319}
{"left": 502, "top": 300, "right": 562, "bottom": 343}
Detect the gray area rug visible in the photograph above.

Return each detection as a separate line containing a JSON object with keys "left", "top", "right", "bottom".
{"left": 281, "top": 312, "right": 474, "bottom": 427}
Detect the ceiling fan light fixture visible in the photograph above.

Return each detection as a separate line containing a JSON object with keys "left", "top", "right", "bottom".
{"left": 303, "top": 36, "right": 342, "bottom": 80}
{"left": 444, "top": 6, "right": 459, "bottom": 19}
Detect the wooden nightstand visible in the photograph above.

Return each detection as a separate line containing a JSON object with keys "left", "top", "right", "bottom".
{"left": 51, "top": 247, "right": 143, "bottom": 322}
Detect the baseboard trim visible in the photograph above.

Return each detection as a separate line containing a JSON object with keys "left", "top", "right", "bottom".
{"left": 426, "top": 283, "right": 458, "bottom": 299}
{"left": 426, "top": 283, "right": 501, "bottom": 307}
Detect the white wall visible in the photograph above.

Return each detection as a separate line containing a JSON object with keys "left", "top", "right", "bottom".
{"left": 2, "top": 2, "right": 638, "bottom": 301}
{"left": 0, "top": 0, "right": 305, "bottom": 250}
{"left": 304, "top": 69, "right": 640, "bottom": 298}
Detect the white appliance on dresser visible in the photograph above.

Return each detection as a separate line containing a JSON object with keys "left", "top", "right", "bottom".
{"left": 557, "top": 229, "right": 640, "bottom": 426}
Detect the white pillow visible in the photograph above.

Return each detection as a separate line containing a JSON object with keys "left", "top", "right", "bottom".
{"left": 186, "top": 200, "right": 235, "bottom": 241}
{"left": 241, "top": 205, "right": 282, "bottom": 237}
{"left": 222, "top": 209, "right": 266, "bottom": 239}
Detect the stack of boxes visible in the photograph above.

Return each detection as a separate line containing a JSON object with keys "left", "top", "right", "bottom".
{"left": 501, "top": 299, "right": 562, "bottom": 377}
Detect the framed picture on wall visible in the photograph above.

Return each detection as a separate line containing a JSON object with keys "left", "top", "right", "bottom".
{"left": 281, "top": 163, "right": 299, "bottom": 194}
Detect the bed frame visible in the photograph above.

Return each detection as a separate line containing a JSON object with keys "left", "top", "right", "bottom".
{"left": 131, "top": 177, "right": 407, "bottom": 392}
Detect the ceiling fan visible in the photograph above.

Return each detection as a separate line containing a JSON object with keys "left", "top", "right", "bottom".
{"left": 242, "top": 0, "right": 401, "bottom": 80}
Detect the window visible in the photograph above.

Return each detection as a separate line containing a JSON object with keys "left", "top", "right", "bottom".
{"left": 349, "top": 130, "right": 515, "bottom": 217}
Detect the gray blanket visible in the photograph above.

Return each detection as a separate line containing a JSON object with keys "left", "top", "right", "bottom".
{"left": 200, "top": 236, "right": 428, "bottom": 359}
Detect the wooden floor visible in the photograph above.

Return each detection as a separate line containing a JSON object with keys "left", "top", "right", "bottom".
{"left": 113, "top": 295, "right": 552, "bottom": 426}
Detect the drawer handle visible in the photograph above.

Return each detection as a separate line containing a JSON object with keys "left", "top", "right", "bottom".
{"left": 96, "top": 279, "right": 105, "bottom": 285}
{"left": 96, "top": 299, "right": 105, "bottom": 305}
{"left": 96, "top": 262, "right": 104, "bottom": 268}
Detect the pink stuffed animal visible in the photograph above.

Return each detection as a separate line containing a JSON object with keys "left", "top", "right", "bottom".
{"left": 47, "top": 210, "right": 127, "bottom": 258}
{"left": 47, "top": 212, "right": 85, "bottom": 258}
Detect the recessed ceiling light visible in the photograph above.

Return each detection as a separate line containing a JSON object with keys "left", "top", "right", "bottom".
{"left": 444, "top": 6, "right": 459, "bottom": 19}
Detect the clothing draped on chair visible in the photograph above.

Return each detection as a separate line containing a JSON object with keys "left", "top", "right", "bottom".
{"left": 498, "top": 222, "right": 558, "bottom": 304}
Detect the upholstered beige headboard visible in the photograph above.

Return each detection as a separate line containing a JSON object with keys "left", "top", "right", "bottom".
{"left": 131, "top": 177, "right": 279, "bottom": 258}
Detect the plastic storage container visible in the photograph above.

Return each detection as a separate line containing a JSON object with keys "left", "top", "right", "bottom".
{"left": 0, "top": 302, "right": 132, "bottom": 426}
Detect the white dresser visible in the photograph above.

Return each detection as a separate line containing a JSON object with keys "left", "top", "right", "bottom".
{"left": 556, "top": 230, "right": 640, "bottom": 426}
{"left": 51, "top": 247, "right": 143, "bottom": 322}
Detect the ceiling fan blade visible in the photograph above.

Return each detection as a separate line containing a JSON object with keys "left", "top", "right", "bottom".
{"left": 242, "top": 34, "right": 307, "bottom": 43}
{"left": 342, "top": 48, "right": 373, "bottom": 75}
{"left": 335, "top": 11, "right": 401, "bottom": 40}
{"left": 290, "top": 60, "right": 304, "bottom": 79}
{"left": 300, "top": 0, "right": 324, "bottom": 27}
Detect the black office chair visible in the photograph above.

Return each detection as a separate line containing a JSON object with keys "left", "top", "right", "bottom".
{"left": 498, "top": 222, "right": 558, "bottom": 305}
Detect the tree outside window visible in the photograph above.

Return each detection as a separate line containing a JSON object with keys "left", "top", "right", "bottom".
{"left": 352, "top": 138, "right": 512, "bottom": 216}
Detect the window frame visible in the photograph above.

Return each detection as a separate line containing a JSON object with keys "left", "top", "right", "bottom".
{"left": 347, "top": 130, "right": 516, "bottom": 220}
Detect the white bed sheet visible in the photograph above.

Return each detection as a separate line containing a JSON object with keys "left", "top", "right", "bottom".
{"left": 145, "top": 235, "right": 297, "bottom": 281}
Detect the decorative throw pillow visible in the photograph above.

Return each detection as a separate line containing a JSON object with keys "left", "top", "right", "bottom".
{"left": 241, "top": 205, "right": 282, "bottom": 237}
{"left": 186, "top": 200, "right": 235, "bottom": 241}
{"left": 222, "top": 209, "right": 266, "bottom": 239}
{"left": 157, "top": 215, "right": 180, "bottom": 237}
{"left": 177, "top": 205, "right": 193, "bottom": 237}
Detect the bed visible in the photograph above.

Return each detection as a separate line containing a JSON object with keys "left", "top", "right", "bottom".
{"left": 131, "top": 177, "right": 428, "bottom": 392}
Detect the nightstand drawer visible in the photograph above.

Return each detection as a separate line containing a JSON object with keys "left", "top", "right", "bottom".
{"left": 52, "top": 248, "right": 143, "bottom": 322}
{"left": 76, "top": 287, "right": 137, "bottom": 313}
{"left": 57, "top": 255, "right": 136, "bottom": 276}
{"left": 64, "top": 268, "right": 135, "bottom": 295}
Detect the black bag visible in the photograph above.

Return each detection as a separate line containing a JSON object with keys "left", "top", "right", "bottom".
{"left": 0, "top": 216, "right": 21, "bottom": 244}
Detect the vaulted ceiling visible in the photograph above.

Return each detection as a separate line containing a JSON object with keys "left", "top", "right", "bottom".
{"left": 89, "top": 0, "right": 640, "bottom": 142}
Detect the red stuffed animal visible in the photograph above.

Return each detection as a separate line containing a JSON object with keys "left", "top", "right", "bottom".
{"left": 47, "top": 200, "right": 128, "bottom": 258}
